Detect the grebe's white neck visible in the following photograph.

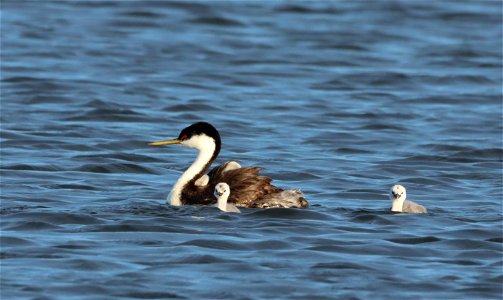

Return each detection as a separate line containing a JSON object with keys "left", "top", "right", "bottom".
{"left": 390, "top": 185, "right": 407, "bottom": 212}
{"left": 169, "top": 135, "right": 216, "bottom": 206}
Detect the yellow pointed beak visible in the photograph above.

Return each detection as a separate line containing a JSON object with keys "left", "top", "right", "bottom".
{"left": 148, "top": 139, "right": 181, "bottom": 146}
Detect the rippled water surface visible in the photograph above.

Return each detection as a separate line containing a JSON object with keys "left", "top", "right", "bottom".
{"left": 1, "top": 1, "right": 502, "bottom": 299}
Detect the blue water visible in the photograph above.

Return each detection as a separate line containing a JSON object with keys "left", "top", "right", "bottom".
{"left": 1, "top": 1, "right": 502, "bottom": 299}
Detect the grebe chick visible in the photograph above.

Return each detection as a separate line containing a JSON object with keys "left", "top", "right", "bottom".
{"left": 390, "top": 184, "right": 427, "bottom": 214}
{"left": 149, "top": 122, "right": 308, "bottom": 208}
{"left": 214, "top": 183, "right": 240, "bottom": 213}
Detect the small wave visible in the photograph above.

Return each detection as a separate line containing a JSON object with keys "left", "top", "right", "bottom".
{"left": 229, "top": 59, "right": 290, "bottom": 66}
{"left": 65, "top": 110, "right": 145, "bottom": 122}
{"left": 119, "top": 11, "right": 164, "bottom": 18}
{"left": 189, "top": 16, "right": 244, "bottom": 27}
{"left": 350, "top": 213, "right": 395, "bottom": 225}
{"left": 419, "top": 143, "right": 474, "bottom": 152}
{"left": 404, "top": 177, "right": 444, "bottom": 185}
{"left": 27, "top": 95, "right": 71, "bottom": 104}
{"left": 435, "top": 259, "right": 482, "bottom": 266}
{"left": 65, "top": 258, "right": 127, "bottom": 271}
{"left": 116, "top": 291, "right": 187, "bottom": 299}
{"left": 173, "top": 254, "right": 240, "bottom": 264}
{"left": 6, "top": 221, "right": 60, "bottom": 231}
{"left": 344, "top": 71, "right": 417, "bottom": 88}
{"left": 0, "top": 206, "right": 49, "bottom": 215}
{"left": 304, "top": 132, "right": 361, "bottom": 145}
{"left": 275, "top": 4, "right": 340, "bottom": 14}
{"left": 310, "top": 79, "right": 353, "bottom": 91}
{"left": 2, "top": 76, "right": 48, "bottom": 83}
{"left": 387, "top": 236, "right": 441, "bottom": 244}
{"left": 248, "top": 239, "right": 292, "bottom": 250}
{"left": 311, "top": 262, "right": 374, "bottom": 271}
{"left": 0, "top": 236, "right": 34, "bottom": 246}
{"left": 44, "top": 184, "right": 96, "bottom": 191}
{"left": 164, "top": 103, "right": 218, "bottom": 112}
{"left": 390, "top": 149, "right": 503, "bottom": 165}
{"left": 4, "top": 212, "right": 103, "bottom": 225}
{"left": 1, "top": 76, "right": 71, "bottom": 91}
{"left": 358, "top": 123, "right": 407, "bottom": 131}
{"left": 53, "top": 241, "right": 100, "bottom": 250}
{"left": 335, "top": 147, "right": 373, "bottom": 154}
{"left": 438, "top": 11, "right": 500, "bottom": 24}
{"left": 450, "top": 148, "right": 503, "bottom": 162}
{"left": 81, "top": 99, "right": 139, "bottom": 110}
{"left": 78, "top": 163, "right": 155, "bottom": 174}
{"left": 246, "top": 207, "right": 334, "bottom": 221}
{"left": 436, "top": 75, "right": 494, "bottom": 85}
{"left": 440, "top": 239, "right": 500, "bottom": 251}
{"left": 74, "top": 153, "right": 163, "bottom": 163}
{"left": 85, "top": 224, "right": 170, "bottom": 233}
{"left": 336, "top": 189, "right": 382, "bottom": 201}
{"left": 178, "top": 239, "right": 250, "bottom": 250}
{"left": 67, "top": 99, "right": 146, "bottom": 122}
{"left": 1, "top": 164, "right": 63, "bottom": 172}
{"left": 408, "top": 94, "right": 500, "bottom": 105}
{"left": 108, "top": 19, "right": 159, "bottom": 28}
{"left": 486, "top": 237, "right": 503, "bottom": 243}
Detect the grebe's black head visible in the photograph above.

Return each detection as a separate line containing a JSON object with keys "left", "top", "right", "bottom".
{"left": 178, "top": 122, "right": 220, "bottom": 143}
{"left": 149, "top": 122, "right": 221, "bottom": 159}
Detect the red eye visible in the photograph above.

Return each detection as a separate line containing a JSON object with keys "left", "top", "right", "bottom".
{"left": 181, "top": 134, "right": 188, "bottom": 140}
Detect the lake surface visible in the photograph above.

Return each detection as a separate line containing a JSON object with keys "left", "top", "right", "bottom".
{"left": 1, "top": 1, "right": 502, "bottom": 299}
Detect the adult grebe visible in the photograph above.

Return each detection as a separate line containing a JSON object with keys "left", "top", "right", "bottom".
{"left": 149, "top": 122, "right": 309, "bottom": 208}
{"left": 390, "top": 184, "right": 427, "bottom": 213}
{"left": 214, "top": 183, "right": 240, "bottom": 213}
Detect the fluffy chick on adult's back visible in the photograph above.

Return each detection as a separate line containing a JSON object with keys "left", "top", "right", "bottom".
{"left": 214, "top": 182, "right": 240, "bottom": 213}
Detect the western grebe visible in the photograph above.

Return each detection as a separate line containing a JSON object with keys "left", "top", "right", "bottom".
{"left": 149, "top": 122, "right": 309, "bottom": 208}
{"left": 390, "top": 184, "right": 427, "bottom": 213}
{"left": 214, "top": 182, "right": 240, "bottom": 213}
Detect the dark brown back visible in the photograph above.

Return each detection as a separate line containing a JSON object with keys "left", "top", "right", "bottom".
{"left": 209, "top": 165, "right": 282, "bottom": 206}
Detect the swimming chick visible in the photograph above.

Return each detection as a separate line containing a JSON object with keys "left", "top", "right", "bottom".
{"left": 390, "top": 184, "right": 427, "bottom": 214}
